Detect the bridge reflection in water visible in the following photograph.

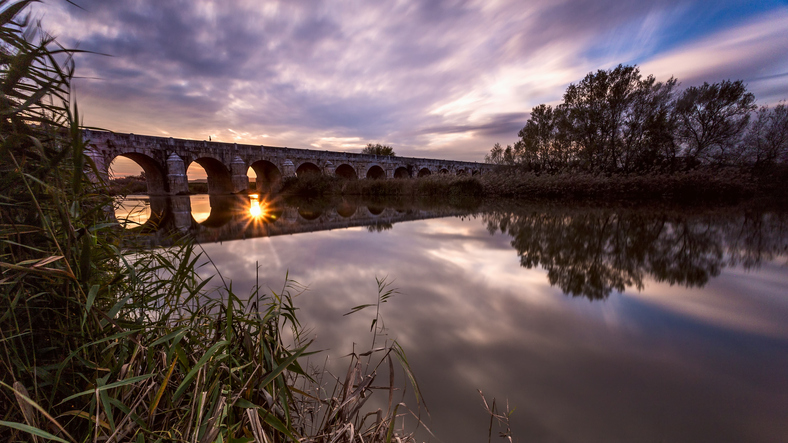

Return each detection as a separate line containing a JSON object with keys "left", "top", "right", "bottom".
{"left": 115, "top": 196, "right": 788, "bottom": 300}
{"left": 116, "top": 194, "right": 473, "bottom": 246}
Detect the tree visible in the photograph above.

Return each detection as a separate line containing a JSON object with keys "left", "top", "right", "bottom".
{"left": 740, "top": 103, "right": 788, "bottom": 168}
{"left": 562, "top": 64, "right": 643, "bottom": 172}
{"left": 485, "top": 142, "right": 504, "bottom": 164}
{"left": 485, "top": 142, "right": 515, "bottom": 165}
{"left": 620, "top": 75, "right": 679, "bottom": 172}
{"left": 674, "top": 80, "right": 756, "bottom": 166}
{"left": 361, "top": 143, "right": 395, "bottom": 156}
{"left": 516, "top": 104, "right": 573, "bottom": 172}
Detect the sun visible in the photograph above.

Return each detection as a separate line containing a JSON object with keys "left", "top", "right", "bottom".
{"left": 249, "top": 194, "right": 265, "bottom": 219}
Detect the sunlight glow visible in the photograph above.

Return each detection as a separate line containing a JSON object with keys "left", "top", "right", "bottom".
{"left": 249, "top": 194, "right": 265, "bottom": 219}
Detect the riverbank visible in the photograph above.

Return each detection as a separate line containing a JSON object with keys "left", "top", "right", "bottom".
{"left": 480, "top": 166, "right": 788, "bottom": 202}
{"left": 109, "top": 164, "right": 787, "bottom": 204}
{"left": 275, "top": 166, "right": 788, "bottom": 204}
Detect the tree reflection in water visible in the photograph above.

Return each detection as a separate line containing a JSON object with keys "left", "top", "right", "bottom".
{"left": 483, "top": 207, "right": 788, "bottom": 300}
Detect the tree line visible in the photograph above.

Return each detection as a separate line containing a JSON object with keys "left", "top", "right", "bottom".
{"left": 486, "top": 65, "right": 788, "bottom": 174}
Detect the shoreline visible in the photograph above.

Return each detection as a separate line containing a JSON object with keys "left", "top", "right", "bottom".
{"left": 109, "top": 166, "right": 788, "bottom": 205}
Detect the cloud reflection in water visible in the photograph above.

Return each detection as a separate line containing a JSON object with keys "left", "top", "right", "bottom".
{"left": 187, "top": 202, "right": 788, "bottom": 442}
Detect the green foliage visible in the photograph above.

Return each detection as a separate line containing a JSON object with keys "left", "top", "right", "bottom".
{"left": 108, "top": 174, "right": 147, "bottom": 195}
{"left": 361, "top": 143, "right": 396, "bottom": 156}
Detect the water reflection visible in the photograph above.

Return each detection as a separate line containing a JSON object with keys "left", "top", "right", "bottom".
{"left": 484, "top": 205, "right": 788, "bottom": 300}
{"left": 116, "top": 195, "right": 788, "bottom": 441}
{"left": 114, "top": 196, "right": 152, "bottom": 228}
{"left": 118, "top": 195, "right": 788, "bottom": 298}
{"left": 249, "top": 194, "right": 264, "bottom": 218}
{"left": 190, "top": 195, "right": 211, "bottom": 223}
{"left": 116, "top": 194, "right": 475, "bottom": 245}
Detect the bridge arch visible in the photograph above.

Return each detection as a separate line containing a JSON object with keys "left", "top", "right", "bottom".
{"left": 472, "top": 169, "right": 480, "bottom": 176}
{"left": 298, "top": 208, "right": 323, "bottom": 221}
{"left": 110, "top": 152, "right": 168, "bottom": 195}
{"left": 112, "top": 196, "right": 165, "bottom": 230}
{"left": 335, "top": 164, "right": 358, "bottom": 179}
{"left": 197, "top": 195, "right": 234, "bottom": 228}
{"left": 366, "top": 164, "right": 386, "bottom": 180}
{"left": 417, "top": 167, "right": 432, "bottom": 177}
{"left": 296, "top": 161, "right": 321, "bottom": 177}
{"left": 367, "top": 206, "right": 385, "bottom": 215}
{"left": 190, "top": 157, "right": 235, "bottom": 194}
{"left": 439, "top": 168, "right": 449, "bottom": 174}
{"left": 393, "top": 167, "right": 411, "bottom": 179}
{"left": 336, "top": 201, "right": 357, "bottom": 218}
{"left": 456, "top": 168, "right": 468, "bottom": 176}
{"left": 250, "top": 160, "right": 282, "bottom": 193}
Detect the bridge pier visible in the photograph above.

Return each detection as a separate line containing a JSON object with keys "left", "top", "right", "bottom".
{"left": 166, "top": 153, "right": 189, "bottom": 195}
{"left": 282, "top": 160, "right": 296, "bottom": 178}
{"left": 170, "top": 195, "right": 193, "bottom": 231}
{"left": 230, "top": 156, "right": 249, "bottom": 193}
{"left": 85, "top": 148, "right": 109, "bottom": 184}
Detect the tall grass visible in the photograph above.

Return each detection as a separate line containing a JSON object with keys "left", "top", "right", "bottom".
{"left": 0, "top": 2, "right": 424, "bottom": 441}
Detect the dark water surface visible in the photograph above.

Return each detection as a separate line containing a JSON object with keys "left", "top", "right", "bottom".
{"left": 118, "top": 195, "right": 788, "bottom": 442}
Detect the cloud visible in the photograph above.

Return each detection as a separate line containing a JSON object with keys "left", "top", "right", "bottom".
{"left": 31, "top": 0, "right": 788, "bottom": 162}
{"left": 641, "top": 9, "right": 788, "bottom": 103}
{"left": 417, "top": 112, "right": 529, "bottom": 138}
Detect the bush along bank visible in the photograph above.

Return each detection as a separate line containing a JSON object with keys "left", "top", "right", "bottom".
{"left": 274, "top": 167, "right": 785, "bottom": 204}
{"left": 279, "top": 173, "right": 485, "bottom": 198}
{"left": 477, "top": 166, "right": 787, "bottom": 203}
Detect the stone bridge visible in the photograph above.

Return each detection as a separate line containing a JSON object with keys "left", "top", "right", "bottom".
{"left": 85, "top": 130, "right": 492, "bottom": 195}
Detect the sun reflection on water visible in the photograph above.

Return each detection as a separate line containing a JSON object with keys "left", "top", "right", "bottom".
{"left": 249, "top": 194, "right": 263, "bottom": 218}
{"left": 248, "top": 194, "right": 276, "bottom": 223}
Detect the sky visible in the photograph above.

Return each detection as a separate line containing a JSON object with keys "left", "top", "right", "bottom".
{"left": 31, "top": 0, "right": 788, "bottom": 166}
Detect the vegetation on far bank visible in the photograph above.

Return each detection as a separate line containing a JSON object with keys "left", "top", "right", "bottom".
{"left": 486, "top": 65, "right": 787, "bottom": 174}
{"left": 360, "top": 143, "right": 395, "bottom": 156}
{"left": 279, "top": 173, "right": 483, "bottom": 198}
{"left": 271, "top": 166, "right": 786, "bottom": 203}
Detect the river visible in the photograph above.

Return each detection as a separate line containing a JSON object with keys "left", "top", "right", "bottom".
{"left": 116, "top": 194, "right": 788, "bottom": 443}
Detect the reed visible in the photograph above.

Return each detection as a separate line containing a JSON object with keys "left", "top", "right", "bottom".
{"left": 0, "top": 2, "right": 424, "bottom": 441}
